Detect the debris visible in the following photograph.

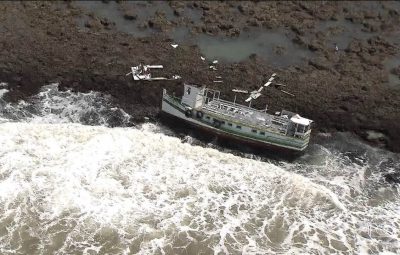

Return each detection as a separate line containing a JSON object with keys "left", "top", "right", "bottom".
{"left": 171, "top": 44, "right": 179, "bottom": 48}
{"left": 212, "top": 60, "right": 218, "bottom": 64}
{"left": 232, "top": 89, "right": 248, "bottom": 93}
{"left": 280, "top": 90, "right": 295, "bottom": 97}
{"left": 264, "top": 81, "right": 272, "bottom": 87}
{"left": 215, "top": 76, "right": 222, "bottom": 79}
{"left": 128, "top": 64, "right": 180, "bottom": 81}
{"left": 200, "top": 56, "right": 206, "bottom": 61}
{"left": 213, "top": 80, "right": 223, "bottom": 83}
{"left": 264, "top": 73, "right": 277, "bottom": 87}
{"left": 245, "top": 91, "right": 261, "bottom": 102}
{"left": 209, "top": 65, "right": 217, "bottom": 71}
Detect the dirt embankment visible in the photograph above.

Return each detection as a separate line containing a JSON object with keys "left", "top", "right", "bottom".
{"left": 0, "top": 1, "right": 399, "bottom": 152}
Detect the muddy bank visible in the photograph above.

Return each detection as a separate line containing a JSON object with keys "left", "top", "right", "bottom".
{"left": 0, "top": 1, "right": 399, "bottom": 152}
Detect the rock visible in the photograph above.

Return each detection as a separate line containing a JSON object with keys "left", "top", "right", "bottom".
{"left": 390, "top": 66, "right": 400, "bottom": 77}
{"left": 360, "top": 53, "right": 382, "bottom": 67}
{"left": 137, "top": 21, "right": 148, "bottom": 30}
{"left": 204, "top": 25, "right": 219, "bottom": 35}
{"left": 308, "top": 57, "right": 331, "bottom": 71}
{"left": 237, "top": 3, "right": 248, "bottom": 14}
{"left": 218, "top": 22, "right": 234, "bottom": 31}
{"left": 290, "top": 24, "right": 305, "bottom": 36}
{"left": 248, "top": 18, "right": 260, "bottom": 27}
{"left": 123, "top": 10, "right": 137, "bottom": 21}
{"left": 84, "top": 19, "right": 101, "bottom": 30}
{"left": 363, "top": 11, "right": 377, "bottom": 19}
{"left": 292, "top": 35, "right": 307, "bottom": 46}
{"left": 384, "top": 173, "right": 400, "bottom": 184}
{"left": 362, "top": 21, "right": 379, "bottom": 33}
{"left": 345, "top": 12, "right": 364, "bottom": 23}
{"left": 307, "top": 39, "right": 322, "bottom": 52}
{"left": 388, "top": 9, "right": 398, "bottom": 17}
{"left": 147, "top": 14, "right": 172, "bottom": 32}
{"left": 99, "top": 17, "right": 114, "bottom": 27}
{"left": 173, "top": 8, "right": 183, "bottom": 17}
{"left": 274, "top": 46, "right": 286, "bottom": 55}
{"left": 229, "top": 28, "right": 240, "bottom": 37}
{"left": 198, "top": 2, "right": 210, "bottom": 11}
{"left": 346, "top": 40, "right": 362, "bottom": 53}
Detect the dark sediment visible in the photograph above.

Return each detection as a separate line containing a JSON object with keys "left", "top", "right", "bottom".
{"left": 0, "top": 1, "right": 400, "bottom": 153}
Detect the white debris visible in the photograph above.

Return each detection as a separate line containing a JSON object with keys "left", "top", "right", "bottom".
{"left": 146, "top": 65, "right": 163, "bottom": 69}
{"left": 232, "top": 89, "right": 248, "bottom": 93}
{"left": 264, "top": 81, "right": 272, "bottom": 87}
{"left": 172, "top": 75, "right": 181, "bottom": 80}
{"left": 171, "top": 44, "right": 179, "bottom": 48}
{"left": 129, "top": 64, "right": 168, "bottom": 81}
{"left": 215, "top": 76, "right": 222, "bottom": 79}
{"left": 209, "top": 65, "right": 217, "bottom": 71}
{"left": 212, "top": 60, "right": 218, "bottom": 64}
{"left": 200, "top": 56, "right": 205, "bottom": 61}
{"left": 213, "top": 80, "right": 223, "bottom": 83}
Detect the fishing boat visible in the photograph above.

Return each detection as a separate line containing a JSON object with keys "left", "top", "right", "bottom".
{"left": 161, "top": 82, "right": 313, "bottom": 153}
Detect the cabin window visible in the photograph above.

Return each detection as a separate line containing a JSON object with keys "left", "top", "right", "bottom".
{"left": 186, "top": 87, "right": 191, "bottom": 95}
{"left": 297, "top": 124, "right": 305, "bottom": 133}
{"left": 236, "top": 125, "right": 241, "bottom": 129}
{"left": 251, "top": 129, "right": 257, "bottom": 133}
{"left": 228, "top": 123, "right": 232, "bottom": 126}
{"left": 260, "top": 131, "right": 265, "bottom": 135}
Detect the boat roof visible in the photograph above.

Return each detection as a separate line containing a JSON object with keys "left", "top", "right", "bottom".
{"left": 202, "top": 98, "right": 289, "bottom": 130}
{"left": 290, "top": 114, "right": 312, "bottom": 125}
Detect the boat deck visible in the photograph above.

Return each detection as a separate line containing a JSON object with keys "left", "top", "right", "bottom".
{"left": 201, "top": 98, "right": 290, "bottom": 131}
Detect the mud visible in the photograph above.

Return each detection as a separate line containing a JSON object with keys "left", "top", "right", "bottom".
{"left": 0, "top": 1, "right": 399, "bottom": 152}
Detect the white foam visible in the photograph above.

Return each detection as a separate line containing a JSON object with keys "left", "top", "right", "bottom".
{"left": 0, "top": 89, "right": 8, "bottom": 98}
{"left": 0, "top": 83, "right": 131, "bottom": 126}
{"left": 0, "top": 122, "right": 398, "bottom": 254}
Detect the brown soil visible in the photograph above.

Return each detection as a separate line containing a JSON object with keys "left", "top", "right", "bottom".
{"left": 0, "top": 1, "right": 399, "bottom": 152}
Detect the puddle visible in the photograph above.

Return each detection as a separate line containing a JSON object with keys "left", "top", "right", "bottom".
{"left": 72, "top": 1, "right": 313, "bottom": 67}
{"left": 74, "top": 1, "right": 175, "bottom": 36}
{"left": 73, "top": 1, "right": 203, "bottom": 37}
{"left": 183, "top": 6, "right": 203, "bottom": 23}
{"left": 71, "top": 1, "right": 397, "bottom": 69}
{"left": 316, "top": 19, "right": 377, "bottom": 50}
{"left": 193, "top": 29, "right": 314, "bottom": 66}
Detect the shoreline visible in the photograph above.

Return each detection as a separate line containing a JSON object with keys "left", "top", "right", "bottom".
{"left": 0, "top": 1, "right": 399, "bottom": 152}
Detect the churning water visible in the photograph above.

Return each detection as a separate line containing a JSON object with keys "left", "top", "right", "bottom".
{"left": 0, "top": 83, "right": 399, "bottom": 254}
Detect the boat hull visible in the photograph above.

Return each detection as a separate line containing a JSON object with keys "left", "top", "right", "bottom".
{"left": 159, "top": 110, "right": 306, "bottom": 158}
